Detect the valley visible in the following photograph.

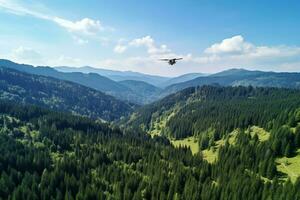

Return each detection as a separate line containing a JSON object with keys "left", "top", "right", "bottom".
{"left": 1, "top": 60, "right": 300, "bottom": 199}
{"left": 1, "top": 1, "right": 299, "bottom": 199}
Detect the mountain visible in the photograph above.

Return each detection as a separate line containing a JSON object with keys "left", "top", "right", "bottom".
{"left": 2, "top": 86, "right": 300, "bottom": 199}
{"left": 212, "top": 68, "right": 264, "bottom": 77}
{"left": 55, "top": 65, "right": 171, "bottom": 86}
{"left": 0, "top": 67, "right": 133, "bottom": 120}
{"left": 122, "top": 85, "right": 300, "bottom": 190}
{"left": 161, "top": 68, "right": 300, "bottom": 97}
{"left": 0, "top": 59, "right": 156, "bottom": 104}
{"left": 159, "top": 73, "right": 207, "bottom": 88}
{"left": 119, "top": 80, "right": 162, "bottom": 104}
{"left": 2, "top": 87, "right": 300, "bottom": 199}
{"left": 127, "top": 85, "right": 300, "bottom": 138}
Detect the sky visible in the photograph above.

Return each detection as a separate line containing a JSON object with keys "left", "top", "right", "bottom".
{"left": 0, "top": 0, "right": 300, "bottom": 76}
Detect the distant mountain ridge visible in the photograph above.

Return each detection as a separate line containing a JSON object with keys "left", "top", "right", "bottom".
{"left": 0, "top": 67, "right": 134, "bottom": 120}
{"left": 55, "top": 65, "right": 171, "bottom": 86}
{"left": 159, "top": 73, "right": 207, "bottom": 87}
{"left": 119, "top": 80, "right": 162, "bottom": 104}
{"left": 161, "top": 68, "right": 300, "bottom": 97}
{"left": 0, "top": 59, "right": 207, "bottom": 104}
{"left": 2, "top": 59, "right": 300, "bottom": 105}
{"left": 0, "top": 59, "right": 157, "bottom": 104}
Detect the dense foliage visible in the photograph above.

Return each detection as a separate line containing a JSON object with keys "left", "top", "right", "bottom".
{"left": 167, "top": 86, "right": 300, "bottom": 139}
{"left": 1, "top": 86, "right": 300, "bottom": 199}
{"left": 0, "top": 67, "right": 133, "bottom": 121}
{"left": 128, "top": 86, "right": 300, "bottom": 139}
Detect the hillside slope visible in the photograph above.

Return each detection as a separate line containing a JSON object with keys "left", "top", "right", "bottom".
{"left": 1, "top": 89, "right": 300, "bottom": 199}
{"left": 0, "top": 67, "right": 133, "bottom": 120}
{"left": 125, "top": 85, "right": 300, "bottom": 184}
{"left": 128, "top": 85, "right": 300, "bottom": 138}
{"left": 159, "top": 73, "right": 207, "bottom": 88}
{"left": 0, "top": 59, "right": 152, "bottom": 104}
{"left": 119, "top": 80, "right": 162, "bottom": 103}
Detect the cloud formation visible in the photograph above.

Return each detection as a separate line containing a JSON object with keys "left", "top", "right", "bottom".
{"left": 53, "top": 17, "right": 104, "bottom": 35}
{"left": 106, "top": 35, "right": 300, "bottom": 75}
{"left": 129, "top": 36, "right": 171, "bottom": 55}
{"left": 199, "top": 35, "right": 300, "bottom": 64}
{"left": 9, "top": 46, "right": 43, "bottom": 64}
{"left": 114, "top": 44, "right": 127, "bottom": 53}
{"left": 204, "top": 35, "right": 253, "bottom": 55}
{"left": 0, "top": 0, "right": 109, "bottom": 35}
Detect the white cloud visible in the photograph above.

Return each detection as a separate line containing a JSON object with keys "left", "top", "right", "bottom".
{"left": 129, "top": 35, "right": 171, "bottom": 55}
{"left": 204, "top": 35, "right": 300, "bottom": 58}
{"left": 0, "top": 0, "right": 110, "bottom": 35}
{"left": 11, "top": 46, "right": 43, "bottom": 64}
{"left": 53, "top": 17, "right": 104, "bottom": 35}
{"left": 114, "top": 44, "right": 127, "bottom": 53}
{"left": 204, "top": 35, "right": 254, "bottom": 54}
{"left": 0, "top": 0, "right": 50, "bottom": 20}
{"left": 193, "top": 35, "right": 300, "bottom": 72}
{"left": 102, "top": 35, "right": 300, "bottom": 76}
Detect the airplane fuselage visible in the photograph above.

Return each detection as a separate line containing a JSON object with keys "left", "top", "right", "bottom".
{"left": 168, "top": 59, "right": 176, "bottom": 65}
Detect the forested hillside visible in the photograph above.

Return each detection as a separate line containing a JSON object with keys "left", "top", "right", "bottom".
{"left": 125, "top": 86, "right": 300, "bottom": 190}
{"left": 0, "top": 59, "right": 156, "bottom": 104}
{"left": 1, "top": 97, "right": 300, "bottom": 199}
{"left": 119, "top": 80, "right": 162, "bottom": 104}
{"left": 128, "top": 86, "right": 300, "bottom": 138}
{"left": 0, "top": 67, "right": 133, "bottom": 121}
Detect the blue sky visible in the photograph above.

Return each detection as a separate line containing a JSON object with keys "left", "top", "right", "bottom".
{"left": 0, "top": 0, "right": 300, "bottom": 76}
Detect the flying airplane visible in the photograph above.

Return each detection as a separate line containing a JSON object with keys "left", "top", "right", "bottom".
{"left": 159, "top": 58, "right": 183, "bottom": 65}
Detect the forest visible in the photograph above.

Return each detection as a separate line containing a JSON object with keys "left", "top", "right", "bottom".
{"left": 1, "top": 86, "right": 300, "bottom": 199}
{"left": 0, "top": 67, "right": 134, "bottom": 121}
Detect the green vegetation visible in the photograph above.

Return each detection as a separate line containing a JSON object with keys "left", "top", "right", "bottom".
{"left": 276, "top": 149, "right": 300, "bottom": 182}
{"left": 171, "top": 136, "right": 199, "bottom": 155}
{"left": 126, "top": 86, "right": 300, "bottom": 195}
{"left": 2, "top": 85, "right": 300, "bottom": 199}
{"left": 249, "top": 126, "right": 270, "bottom": 142}
{"left": 201, "top": 129, "right": 237, "bottom": 163}
{"left": 0, "top": 67, "right": 133, "bottom": 121}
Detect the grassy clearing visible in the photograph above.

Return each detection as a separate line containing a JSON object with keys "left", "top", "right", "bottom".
{"left": 149, "top": 111, "right": 176, "bottom": 137}
{"left": 276, "top": 149, "right": 300, "bottom": 183}
{"left": 245, "top": 169, "right": 272, "bottom": 183}
{"left": 249, "top": 126, "right": 270, "bottom": 142}
{"left": 171, "top": 136, "right": 199, "bottom": 155}
{"left": 201, "top": 138, "right": 226, "bottom": 164}
{"left": 202, "top": 148, "right": 218, "bottom": 163}
{"left": 201, "top": 130, "right": 238, "bottom": 163}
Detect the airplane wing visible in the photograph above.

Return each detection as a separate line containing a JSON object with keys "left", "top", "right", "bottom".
{"left": 175, "top": 58, "right": 183, "bottom": 60}
{"left": 159, "top": 59, "right": 170, "bottom": 61}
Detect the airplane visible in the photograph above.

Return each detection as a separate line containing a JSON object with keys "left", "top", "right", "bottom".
{"left": 159, "top": 58, "right": 183, "bottom": 65}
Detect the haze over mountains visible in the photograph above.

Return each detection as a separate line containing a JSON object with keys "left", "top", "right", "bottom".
{"left": 55, "top": 66, "right": 171, "bottom": 86}
{"left": 1, "top": 59, "right": 300, "bottom": 105}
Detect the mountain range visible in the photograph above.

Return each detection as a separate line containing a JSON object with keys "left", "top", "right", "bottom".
{"left": 55, "top": 65, "right": 171, "bottom": 86}
{"left": 0, "top": 67, "right": 133, "bottom": 121}
{"left": 160, "top": 68, "right": 300, "bottom": 97}
{"left": 1, "top": 59, "right": 300, "bottom": 199}
{"left": 1, "top": 59, "right": 300, "bottom": 105}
